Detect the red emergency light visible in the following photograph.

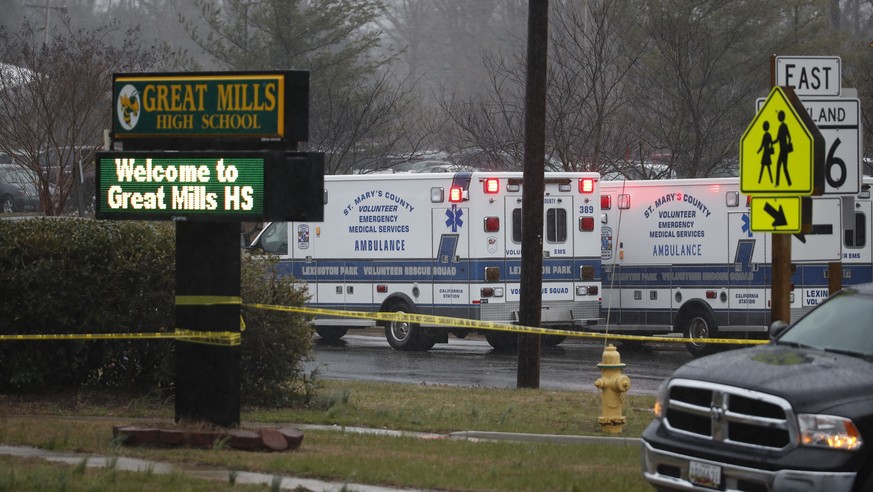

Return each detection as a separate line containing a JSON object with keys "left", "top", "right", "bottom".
{"left": 483, "top": 178, "right": 500, "bottom": 194}
{"left": 579, "top": 178, "right": 595, "bottom": 193}
{"left": 484, "top": 216, "right": 500, "bottom": 232}
{"left": 601, "top": 195, "right": 611, "bottom": 210}
{"left": 449, "top": 186, "right": 465, "bottom": 202}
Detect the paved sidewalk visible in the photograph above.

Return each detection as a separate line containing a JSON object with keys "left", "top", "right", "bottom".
{"left": 0, "top": 444, "right": 429, "bottom": 492}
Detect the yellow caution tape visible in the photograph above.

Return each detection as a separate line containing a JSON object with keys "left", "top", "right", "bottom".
{"left": 0, "top": 300, "right": 767, "bottom": 347}
{"left": 175, "top": 295, "right": 242, "bottom": 306}
{"left": 173, "top": 329, "right": 241, "bottom": 347}
{"left": 245, "top": 303, "right": 768, "bottom": 346}
{"left": 0, "top": 330, "right": 240, "bottom": 346}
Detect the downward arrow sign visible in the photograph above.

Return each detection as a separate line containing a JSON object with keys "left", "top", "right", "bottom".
{"left": 764, "top": 202, "right": 788, "bottom": 227}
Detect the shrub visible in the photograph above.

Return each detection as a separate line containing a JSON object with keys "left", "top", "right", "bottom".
{"left": 0, "top": 218, "right": 315, "bottom": 406}
{"left": 0, "top": 218, "right": 176, "bottom": 391}
{"left": 240, "top": 253, "right": 316, "bottom": 406}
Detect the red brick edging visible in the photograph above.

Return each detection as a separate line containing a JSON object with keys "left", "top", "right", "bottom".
{"left": 112, "top": 425, "right": 304, "bottom": 452}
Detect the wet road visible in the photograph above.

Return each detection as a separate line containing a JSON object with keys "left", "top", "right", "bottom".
{"left": 308, "top": 331, "right": 695, "bottom": 395}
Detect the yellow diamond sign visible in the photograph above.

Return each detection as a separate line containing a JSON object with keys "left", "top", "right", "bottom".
{"left": 740, "top": 86, "right": 824, "bottom": 195}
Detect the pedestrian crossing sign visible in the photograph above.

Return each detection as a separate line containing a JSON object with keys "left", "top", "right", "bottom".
{"left": 740, "top": 86, "right": 823, "bottom": 196}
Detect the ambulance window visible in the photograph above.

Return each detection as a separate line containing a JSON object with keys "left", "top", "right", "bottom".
{"left": 845, "top": 212, "right": 866, "bottom": 249}
{"left": 546, "top": 208, "right": 567, "bottom": 243}
{"left": 512, "top": 208, "right": 522, "bottom": 243}
{"left": 259, "top": 222, "right": 288, "bottom": 255}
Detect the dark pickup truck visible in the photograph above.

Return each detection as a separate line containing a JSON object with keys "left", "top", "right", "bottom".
{"left": 642, "top": 284, "right": 873, "bottom": 492}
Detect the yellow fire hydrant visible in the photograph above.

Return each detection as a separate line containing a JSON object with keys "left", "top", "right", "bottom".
{"left": 594, "top": 344, "right": 631, "bottom": 434}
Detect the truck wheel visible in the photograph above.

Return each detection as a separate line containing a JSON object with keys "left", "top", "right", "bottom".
{"left": 485, "top": 331, "right": 517, "bottom": 351}
{"left": 383, "top": 301, "right": 428, "bottom": 351}
{"left": 315, "top": 326, "right": 348, "bottom": 341}
{"left": 854, "top": 466, "right": 873, "bottom": 492}
{"left": 682, "top": 309, "right": 718, "bottom": 357}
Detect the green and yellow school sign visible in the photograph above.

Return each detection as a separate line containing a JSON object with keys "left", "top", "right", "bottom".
{"left": 112, "top": 71, "right": 309, "bottom": 141}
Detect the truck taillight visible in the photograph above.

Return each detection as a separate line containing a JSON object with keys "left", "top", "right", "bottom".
{"left": 484, "top": 216, "right": 500, "bottom": 232}
{"left": 449, "top": 186, "right": 465, "bottom": 202}
{"left": 579, "top": 216, "right": 595, "bottom": 232}
{"left": 601, "top": 195, "right": 611, "bottom": 210}
{"left": 483, "top": 178, "right": 500, "bottom": 194}
{"left": 481, "top": 287, "right": 504, "bottom": 298}
{"left": 579, "top": 178, "right": 595, "bottom": 193}
{"left": 576, "top": 285, "right": 598, "bottom": 296}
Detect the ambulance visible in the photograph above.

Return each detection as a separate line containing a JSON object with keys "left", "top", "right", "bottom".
{"left": 249, "top": 171, "right": 603, "bottom": 350}
{"left": 598, "top": 177, "right": 871, "bottom": 356}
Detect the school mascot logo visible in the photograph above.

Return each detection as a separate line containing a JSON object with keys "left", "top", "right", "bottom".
{"left": 116, "top": 84, "right": 141, "bottom": 130}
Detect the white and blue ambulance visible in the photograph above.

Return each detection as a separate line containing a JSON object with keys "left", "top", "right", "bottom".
{"left": 250, "top": 171, "right": 603, "bottom": 350}
{"left": 599, "top": 177, "right": 870, "bottom": 356}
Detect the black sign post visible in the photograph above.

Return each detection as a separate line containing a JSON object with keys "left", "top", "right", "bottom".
{"left": 174, "top": 221, "right": 241, "bottom": 427}
{"left": 101, "top": 71, "right": 322, "bottom": 427}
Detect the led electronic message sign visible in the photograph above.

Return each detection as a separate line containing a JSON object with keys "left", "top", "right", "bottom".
{"left": 96, "top": 150, "right": 325, "bottom": 222}
{"left": 97, "top": 151, "right": 268, "bottom": 220}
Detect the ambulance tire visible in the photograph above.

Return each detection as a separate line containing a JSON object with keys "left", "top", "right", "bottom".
{"left": 542, "top": 335, "right": 566, "bottom": 347}
{"left": 682, "top": 308, "right": 718, "bottom": 358}
{"left": 485, "top": 331, "right": 517, "bottom": 351}
{"left": 383, "top": 302, "right": 429, "bottom": 351}
{"left": 315, "top": 326, "right": 348, "bottom": 341}
{"left": 417, "top": 337, "right": 437, "bottom": 351}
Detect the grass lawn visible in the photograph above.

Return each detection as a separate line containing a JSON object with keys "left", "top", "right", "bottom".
{"left": 0, "top": 379, "right": 656, "bottom": 491}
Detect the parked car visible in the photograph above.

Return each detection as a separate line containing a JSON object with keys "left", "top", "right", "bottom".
{"left": 642, "top": 284, "right": 873, "bottom": 491}
{"left": 0, "top": 164, "right": 40, "bottom": 213}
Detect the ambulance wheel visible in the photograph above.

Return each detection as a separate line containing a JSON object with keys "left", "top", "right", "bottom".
{"left": 543, "top": 335, "right": 566, "bottom": 347}
{"left": 682, "top": 308, "right": 718, "bottom": 357}
{"left": 485, "top": 331, "right": 517, "bottom": 351}
{"left": 383, "top": 302, "right": 428, "bottom": 351}
{"left": 315, "top": 326, "right": 348, "bottom": 341}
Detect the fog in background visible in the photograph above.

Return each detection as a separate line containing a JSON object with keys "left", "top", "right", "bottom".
{"left": 1, "top": 0, "right": 873, "bottom": 184}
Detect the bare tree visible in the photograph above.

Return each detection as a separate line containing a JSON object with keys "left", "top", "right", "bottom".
{"left": 0, "top": 16, "right": 157, "bottom": 215}
{"left": 182, "top": 0, "right": 424, "bottom": 174}
{"left": 436, "top": 1, "right": 643, "bottom": 174}
{"left": 546, "top": 0, "right": 645, "bottom": 175}
{"left": 633, "top": 0, "right": 826, "bottom": 178}
{"left": 436, "top": 51, "right": 525, "bottom": 170}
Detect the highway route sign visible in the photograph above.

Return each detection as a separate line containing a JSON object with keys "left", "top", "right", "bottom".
{"left": 740, "top": 86, "right": 824, "bottom": 196}
{"left": 800, "top": 98, "right": 861, "bottom": 195}
{"left": 775, "top": 56, "right": 841, "bottom": 97}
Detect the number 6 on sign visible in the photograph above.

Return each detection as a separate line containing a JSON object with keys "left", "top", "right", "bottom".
{"left": 826, "top": 138, "right": 846, "bottom": 188}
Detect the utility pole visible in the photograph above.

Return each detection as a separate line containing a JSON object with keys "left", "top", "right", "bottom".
{"left": 517, "top": 0, "right": 549, "bottom": 389}
{"left": 24, "top": 0, "right": 63, "bottom": 45}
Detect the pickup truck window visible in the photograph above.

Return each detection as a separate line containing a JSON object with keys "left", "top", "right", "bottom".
{"left": 777, "top": 288, "right": 873, "bottom": 359}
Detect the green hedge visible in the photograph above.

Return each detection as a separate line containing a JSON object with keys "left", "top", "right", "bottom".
{"left": 0, "top": 218, "right": 315, "bottom": 406}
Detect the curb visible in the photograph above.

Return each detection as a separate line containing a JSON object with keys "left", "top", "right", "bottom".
{"left": 449, "top": 430, "right": 641, "bottom": 446}
{"left": 294, "top": 423, "right": 641, "bottom": 446}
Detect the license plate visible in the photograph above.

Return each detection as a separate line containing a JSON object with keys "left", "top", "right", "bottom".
{"left": 689, "top": 460, "right": 722, "bottom": 489}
